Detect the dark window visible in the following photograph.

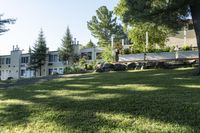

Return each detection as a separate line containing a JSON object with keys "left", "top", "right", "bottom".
{"left": 0, "top": 58, "right": 5, "bottom": 64}
{"left": 48, "top": 69, "right": 53, "bottom": 75}
{"left": 6, "top": 58, "right": 11, "bottom": 64}
{"left": 49, "top": 54, "right": 58, "bottom": 62}
{"left": 21, "top": 57, "right": 29, "bottom": 63}
{"left": 87, "top": 52, "right": 92, "bottom": 60}
{"left": 20, "top": 69, "right": 25, "bottom": 76}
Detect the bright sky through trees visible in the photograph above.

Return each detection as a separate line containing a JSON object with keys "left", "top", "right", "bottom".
{"left": 0, "top": 0, "right": 118, "bottom": 55}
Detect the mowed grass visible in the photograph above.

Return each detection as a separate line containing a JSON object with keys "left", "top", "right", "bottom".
{"left": 0, "top": 68, "right": 200, "bottom": 133}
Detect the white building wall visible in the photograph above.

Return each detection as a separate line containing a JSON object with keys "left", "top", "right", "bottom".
{"left": 0, "top": 44, "right": 100, "bottom": 80}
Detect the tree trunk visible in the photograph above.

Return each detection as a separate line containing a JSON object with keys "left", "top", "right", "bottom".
{"left": 190, "top": 4, "right": 200, "bottom": 74}
{"left": 40, "top": 65, "right": 42, "bottom": 76}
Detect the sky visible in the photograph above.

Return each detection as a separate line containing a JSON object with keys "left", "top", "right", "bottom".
{"left": 0, "top": 0, "right": 119, "bottom": 55}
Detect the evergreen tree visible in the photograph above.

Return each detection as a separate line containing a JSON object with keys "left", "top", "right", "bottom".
{"left": 0, "top": 14, "right": 16, "bottom": 35}
{"left": 87, "top": 6, "right": 126, "bottom": 47}
{"left": 115, "top": 0, "right": 200, "bottom": 73}
{"left": 31, "top": 29, "right": 47, "bottom": 76}
{"left": 58, "top": 27, "right": 73, "bottom": 64}
{"left": 85, "top": 40, "right": 95, "bottom": 48}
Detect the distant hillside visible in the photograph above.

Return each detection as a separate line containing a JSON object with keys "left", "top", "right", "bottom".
{"left": 166, "top": 30, "right": 197, "bottom": 47}
{"left": 169, "top": 30, "right": 196, "bottom": 39}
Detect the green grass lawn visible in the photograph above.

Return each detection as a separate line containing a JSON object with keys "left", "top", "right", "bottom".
{"left": 0, "top": 68, "right": 200, "bottom": 133}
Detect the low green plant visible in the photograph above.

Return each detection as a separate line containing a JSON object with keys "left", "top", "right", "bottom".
{"left": 87, "top": 64, "right": 93, "bottom": 70}
{"left": 64, "top": 66, "right": 82, "bottom": 74}
{"left": 182, "top": 44, "right": 191, "bottom": 51}
{"left": 101, "top": 46, "right": 114, "bottom": 63}
{"left": 79, "top": 57, "right": 86, "bottom": 67}
{"left": 123, "top": 48, "right": 131, "bottom": 54}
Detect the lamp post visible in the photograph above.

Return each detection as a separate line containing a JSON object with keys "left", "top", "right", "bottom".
{"left": 184, "top": 27, "right": 187, "bottom": 45}
{"left": 111, "top": 34, "right": 115, "bottom": 49}
{"left": 144, "top": 32, "right": 148, "bottom": 61}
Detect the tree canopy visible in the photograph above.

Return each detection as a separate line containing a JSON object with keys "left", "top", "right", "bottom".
{"left": 88, "top": 6, "right": 126, "bottom": 47}
{"left": 115, "top": 0, "right": 200, "bottom": 73}
{"left": 129, "top": 23, "right": 170, "bottom": 53}
{"left": 115, "top": 0, "right": 198, "bottom": 29}
{"left": 85, "top": 40, "right": 95, "bottom": 48}
{"left": 0, "top": 14, "right": 15, "bottom": 35}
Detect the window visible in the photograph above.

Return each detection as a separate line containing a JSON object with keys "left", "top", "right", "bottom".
{"left": 48, "top": 69, "right": 53, "bottom": 75}
{"left": 20, "top": 69, "right": 25, "bottom": 76}
{"left": 49, "top": 54, "right": 58, "bottom": 62}
{"left": 6, "top": 58, "right": 11, "bottom": 64}
{"left": 0, "top": 58, "right": 5, "bottom": 64}
{"left": 21, "top": 57, "right": 29, "bottom": 63}
{"left": 87, "top": 52, "right": 92, "bottom": 60}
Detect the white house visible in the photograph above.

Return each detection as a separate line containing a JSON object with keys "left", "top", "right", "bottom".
{"left": 0, "top": 44, "right": 104, "bottom": 80}
{"left": 0, "top": 43, "right": 80, "bottom": 80}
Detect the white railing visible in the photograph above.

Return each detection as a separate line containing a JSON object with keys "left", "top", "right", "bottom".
{"left": 119, "top": 51, "right": 198, "bottom": 62}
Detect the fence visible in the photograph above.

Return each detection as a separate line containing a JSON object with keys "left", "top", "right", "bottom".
{"left": 119, "top": 51, "right": 198, "bottom": 62}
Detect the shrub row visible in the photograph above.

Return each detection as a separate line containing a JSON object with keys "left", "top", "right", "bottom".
{"left": 64, "top": 66, "right": 86, "bottom": 74}
{"left": 95, "top": 60, "right": 197, "bottom": 73}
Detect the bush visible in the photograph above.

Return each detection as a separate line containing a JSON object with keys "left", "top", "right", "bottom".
{"left": 64, "top": 66, "right": 83, "bottom": 74}
{"left": 95, "top": 68, "right": 104, "bottom": 73}
{"left": 113, "top": 64, "right": 127, "bottom": 71}
{"left": 64, "top": 66, "right": 72, "bottom": 73}
{"left": 79, "top": 57, "right": 86, "bottom": 67}
{"left": 52, "top": 71, "right": 59, "bottom": 75}
{"left": 162, "top": 46, "right": 171, "bottom": 52}
{"left": 101, "top": 46, "right": 114, "bottom": 63}
{"left": 87, "top": 64, "right": 93, "bottom": 70}
{"left": 123, "top": 48, "right": 131, "bottom": 54}
{"left": 127, "top": 62, "right": 137, "bottom": 70}
{"left": 182, "top": 44, "right": 191, "bottom": 51}
{"left": 7, "top": 77, "right": 13, "bottom": 80}
{"left": 102, "top": 63, "right": 115, "bottom": 72}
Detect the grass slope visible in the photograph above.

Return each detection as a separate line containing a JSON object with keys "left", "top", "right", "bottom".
{"left": 0, "top": 68, "right": 200, "bottom": 133}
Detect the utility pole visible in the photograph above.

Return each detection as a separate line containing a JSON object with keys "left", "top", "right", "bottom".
{"left": 144, "top": 32, "right": 148, "bottom": 61}
{"left": 184, "top": 27, "right": 187, "bottom": 45}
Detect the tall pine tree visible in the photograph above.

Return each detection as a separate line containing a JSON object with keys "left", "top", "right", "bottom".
{"left": 85, "top": 40, "right": 95, "bottom": 48}
{"left": 87, "top": 6, "right": 126, "bottom": 47}
{"left": 58, "top": 27, "right": 73, "bottom": 65}
{"left": 31, "top": 29, "right": 47, "bottom": 76}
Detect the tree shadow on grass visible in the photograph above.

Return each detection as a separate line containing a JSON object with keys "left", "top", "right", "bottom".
{"left": 0, "top": 68, "right": 200, "bottom": 132}
{"left": 0, "top": 104, "right": 31, "bottom": 126}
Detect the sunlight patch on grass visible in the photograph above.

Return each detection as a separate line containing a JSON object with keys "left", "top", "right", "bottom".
{"left": 67, "top": 94, "right": 122, "bottom": 101}
{"left": 0, "top": 121, "right": 67, "bottom": 133}
{"left": 174, "top": 77, "right": 191, "bottom": 80}
{"left": 52, "top": 90, "right": 94, "bottom": 97}
{"left": 33, "top": 94, "right": 50, "bottom": 99}
{"left": 64, "top": 84, "right": 91, "bottom": 88}
{"left": 96, "top": 112, "right": 193, "bottom": 132}
{"left": 0, "top": 99, "right": 33, "bottom": 105}
{"left": 100, "top": 84, "right": 163, "bottom": 91}
{"left": 153, "top": 73, "right": 168, "bottom": 76}
{"left": 180, "top": 85, "right": 200, "bottom": 89}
